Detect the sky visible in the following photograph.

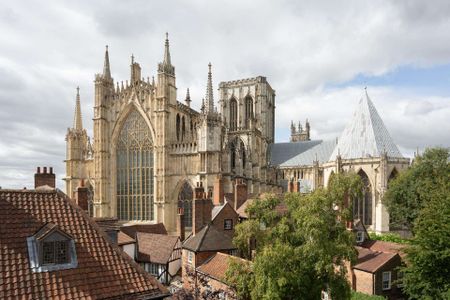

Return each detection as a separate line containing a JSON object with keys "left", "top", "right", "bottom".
{"left": 0, "top": 0, "right": 449, "bottom": 189}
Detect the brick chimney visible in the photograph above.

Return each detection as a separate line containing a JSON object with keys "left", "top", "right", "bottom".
{"left": 234, "top": 178, "right": 247, "bottom": 211}
{"left": 75, "top": 180, "right": 89, "bottom": 211}
{"left": 177, "top": 207, "right": 185, "bottom": 241}
{"left": 192, "top": 182, "right": 213, "bottom": 235}
{"left": 34, "top": 166, "right": 56, "bottom": 189}
{"left": 213, "top": 175, "right": 224, "bottom": 206}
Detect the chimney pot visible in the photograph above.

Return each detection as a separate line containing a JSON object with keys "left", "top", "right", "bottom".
{"left": 49, "top": 167, "right": 53, "bottom": 174}
{"left": 43, "top": 167, "right": 47, "bottom": 174}
{"left": 37, "top": 167, "right": 40, "bottom": 174}
{"left": 34, "top": 166, "right": 55, "bottom": 189}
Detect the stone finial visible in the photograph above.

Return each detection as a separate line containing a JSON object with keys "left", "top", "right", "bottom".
{"left": 205, "top": 62, "right": 214, "bottom": 114}
{"left": 185, "top": 88, "right": 191, "bottom": 107}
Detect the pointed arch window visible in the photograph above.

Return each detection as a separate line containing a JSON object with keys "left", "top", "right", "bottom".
{"left": 116, "top": 110, "right": 154, "bottom": 221}
{"left": 245, "top": 96, "right": 253, "bottom": 127}
{"left": 178, "top": 182, "right": 193, "bottom": 227}
{"left": 354, "top": 170, "right": 372, "bottom": 226}
{"left": 230, "top": 141, "right": 237, "bottom": 171}
{"left": 176, "top": 114, "right": 181, "bottom": 141}
{"left": 230, "top": 98, "right": 238, "bottom": 131}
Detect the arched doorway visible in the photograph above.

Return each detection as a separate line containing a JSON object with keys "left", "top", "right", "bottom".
{"left": 116, "top": 109, "right": 154, "bottom": 221}
{"left": 354, "top": 169, "right": 372, "bottom": 226}
{"left": 178, "top": 182, "right": 193, "bottom": 228}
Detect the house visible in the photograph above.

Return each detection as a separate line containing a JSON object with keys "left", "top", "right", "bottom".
{"left": 349, "top": 221, "right": 406, "bottom": 299}
{"left": 180, "top": 182, "right": 239, "bottom": 294}
{"left": 352, "top": 246, "right": 404, "bottom": 299}
{"left": 195, "top": 252, "right": 250, "bottom": 300}
{"left": 136, "top": 232, "right": 182, "bottom": 284}
{"left": 0, "top": 167, "right": 169, "bottom": 299}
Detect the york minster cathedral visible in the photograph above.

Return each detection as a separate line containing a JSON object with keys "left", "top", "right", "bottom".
{"left": 65, "top": 34, "right": 409, "bottom": 233}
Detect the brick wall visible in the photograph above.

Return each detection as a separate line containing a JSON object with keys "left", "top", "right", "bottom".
{"left": 354, "top": 269, "right": 374, "bottom": 294}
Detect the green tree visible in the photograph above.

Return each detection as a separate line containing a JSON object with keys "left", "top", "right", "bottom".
{"left": 401, "top": 183, "right": 450, "bottom": 299}
{"left": 226, "top": 173, "right": 362, "bottom": 300}
{"left": 384, "top": 147, "right": 449, "bottom": 232}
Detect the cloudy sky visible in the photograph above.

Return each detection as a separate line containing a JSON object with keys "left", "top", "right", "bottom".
{"left": 1, "top": 0, "right": 449, "bottom": 189}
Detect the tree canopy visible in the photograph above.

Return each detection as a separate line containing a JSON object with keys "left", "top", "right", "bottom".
{"left": 384, "top": 147, "right": 449, "bottom": 232}
{"left": 226, "top": 172, "right": 362, "bottom": 300}
{"left": 384, "top": 147, "right": 450, "bottom": 299}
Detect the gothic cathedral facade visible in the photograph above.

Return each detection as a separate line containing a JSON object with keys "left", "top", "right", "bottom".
{"left": 65, "top": 34, "right": 279, "bottom": 232}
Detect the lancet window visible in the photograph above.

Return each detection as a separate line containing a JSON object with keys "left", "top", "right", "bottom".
{"left": 116, "top": 110, "right": 154, "bottom": 221}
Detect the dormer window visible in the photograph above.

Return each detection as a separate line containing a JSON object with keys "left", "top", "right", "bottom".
{"left": 27, "top": 223, "right": 77, "bottom": 272}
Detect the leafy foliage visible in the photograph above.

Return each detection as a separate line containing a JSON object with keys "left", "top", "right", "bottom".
{"left": 383, "top": 147, "right": 450, "bottom": 299}
{"left": 384, "top": 147, "right": 449, "bottom": 232}
{"left": 350, "top": 291, "right": 386, "bottom": 299}
{"left": 226, "top": 172, "right": 362, "bottom": 300}
{"left": 368, "top": 232, "right": 411, "bottom": 245}
{"left": 401, "top": 182, "right": 450, "bottom": 299}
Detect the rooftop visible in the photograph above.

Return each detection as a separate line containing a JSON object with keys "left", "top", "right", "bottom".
{"left": 136, "top": 233, "right": 181, "bottom": 265}
{"left": 0, "top": 188, "right": 169, "bottom": 299}
{"left": 182, "top": 224, "right": 236, "bottom": 252}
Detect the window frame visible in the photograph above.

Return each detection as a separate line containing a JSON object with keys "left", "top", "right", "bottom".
{"left": 224, "top": 219, "right": 233, "bottom": 230}
{"left": 27, "top": 228, "right": 77, "bottom": 273}
{"left": 382, "top": 271, "right": 392, "bottom": 290}
{"left": 187, "top": 251, "right": 194, "bottom": 264}
{"left": 356, "top": 231, "right": 364, "bottom": 243}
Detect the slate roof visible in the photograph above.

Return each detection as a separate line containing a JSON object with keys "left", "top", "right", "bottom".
{"left": 279, "top": 139, "right": 337, "bottom": 167}
{"left": 196, "top": 252, "right": 249, "bottom": 282}
{"left": 330, "top": 91, "right": 403, "bottom": 160}
{"left": 0, "top": 189, "right": 169, "bottom": 300}
{"left": 269, "top": 140, "right": 323, "bottom": 166}
{"left": 121, "top": 223, "right": 168, "bottom": 239}
{"left": 136, "top": 233, "right": 180, "bottom": 265}
{"left": 354, "top": 246, "right": 399, "bottom": 273}
{"left": 182, "top": 224, "right": 236, "bottom": 252}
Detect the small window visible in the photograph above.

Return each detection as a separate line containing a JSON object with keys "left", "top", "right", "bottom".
{"left": 147, "top": 263, "right": 159, "bottom": 276}
{"left": 224, "top": 219, "right": 233, "bottom": 230}
{"left": 41, "top": 240, "right": 69, "bottom": 265}
{"left": 356, "top": 231, "right": 364, "bottom": 243}
{"left": 382, "top": 271, "right": 392, "bottom": 290}
{"left": 187, "top": 251, "right": 193, "bottom": 264}
{"left": 27, "top": 223, "right": 77, "bottom": 273}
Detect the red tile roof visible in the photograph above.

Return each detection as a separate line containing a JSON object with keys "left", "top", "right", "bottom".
{"left": 0, "top": 189, "right": 170, "bottom": 299}
{"left": 118, "top": 231, "right": 136, "bottom": 246}
{"left": 354, "top": 246, "right": 399, "bottom": 273}
{"left": 121, "top": 223, "right": 168, "bottom": 239}
{"left": 136, "top": 233, "right": 181, "bottom": 265}
{"left": 196, "top": 252, "right": 249, "bottom": 282}
{"left": 361, "top": 240, "right": 405, "bottom": 255}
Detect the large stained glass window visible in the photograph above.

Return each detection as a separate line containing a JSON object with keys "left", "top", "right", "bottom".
{"left": 116, "top": 110, "right": 154, "bottom": 221}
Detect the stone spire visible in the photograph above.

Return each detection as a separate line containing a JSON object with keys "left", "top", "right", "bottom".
{"left": 73, "top": 87, "right": 83, "bottom": 130}
{"left": 185, "top": 88, "right": 191, "bottom": 107}
{"left": 164, "top": 32, "right": 171, "bottom": 65}
{"left": 205, "top": 63, "right": 214, "bottom": 113}
{"left": 158, "top": 32, "right": 175, "bottom": 75}
{"left": 103, "top": 45, "right": 111, "bottom": 80}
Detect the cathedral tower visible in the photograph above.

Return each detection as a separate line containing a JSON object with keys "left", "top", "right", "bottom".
{"left": 93, "top": 46, "right": 114, "bottom": 217}
{"left": 65, "top": 87, "right": 89, "bottom": 199}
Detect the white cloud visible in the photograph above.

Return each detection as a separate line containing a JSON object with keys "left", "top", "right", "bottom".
{"left": 0, "top": 0, "right": 449, "bottom": 188}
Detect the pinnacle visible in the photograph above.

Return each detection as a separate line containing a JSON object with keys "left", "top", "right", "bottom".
{"left": 73, "top": 87, "right": 83, "bottom": 130}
